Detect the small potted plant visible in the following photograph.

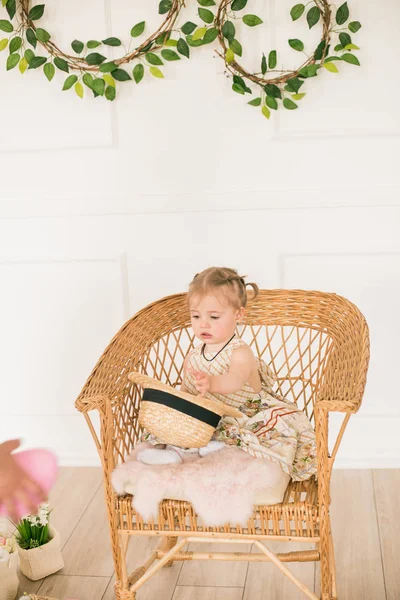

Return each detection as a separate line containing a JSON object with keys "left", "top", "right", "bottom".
{"left": 0, "top": 531, "right": 19, "bottom": 600}
{"left": 14, "top": 504, "right": 64, "bottom": 581}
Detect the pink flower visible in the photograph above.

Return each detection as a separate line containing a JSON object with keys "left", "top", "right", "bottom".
{"left": 0, "top": 536, "right": 6, "bottom": 545}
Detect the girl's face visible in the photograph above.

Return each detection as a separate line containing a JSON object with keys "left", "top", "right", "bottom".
{"left": 189, "top": 292, "right": 244, "bottom": 346}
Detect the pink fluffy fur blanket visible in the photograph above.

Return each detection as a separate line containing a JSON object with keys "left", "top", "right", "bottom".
{"left": 111, "top": 444, "right": 289, "bottom": 527}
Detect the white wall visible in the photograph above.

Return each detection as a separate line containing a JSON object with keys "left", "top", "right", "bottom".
{"left": 0, "top": 0, "right": 399, "bottom": 467}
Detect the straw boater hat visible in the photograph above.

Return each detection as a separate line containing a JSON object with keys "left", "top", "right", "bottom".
{"left": 128, "top": 372, "right": 242, "bottom": 448}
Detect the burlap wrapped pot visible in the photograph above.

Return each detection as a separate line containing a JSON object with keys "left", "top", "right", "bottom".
{"left": 18, "top": 527, "right": 64, "bottom": 581}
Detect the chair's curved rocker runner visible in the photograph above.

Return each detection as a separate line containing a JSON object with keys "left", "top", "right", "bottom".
{"left": 75, "top": 290, "right": 370, "bottom": 600}
{"left": 24, "top": 594, "right": 57, "bottom": 600}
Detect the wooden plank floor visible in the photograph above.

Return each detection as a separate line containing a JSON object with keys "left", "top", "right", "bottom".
{"left": 10, "top": 467, "right": 398, "bottom": 600}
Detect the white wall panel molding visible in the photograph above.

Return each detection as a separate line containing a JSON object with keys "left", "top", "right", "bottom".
{"left": 0, "top": 0, "right": 116, "bottom": 153}
{"left": 273, "top": 132, "right": 400, "bottom": 142}
{"left": 332, "top": 414, "right": 400, "bottom": 469}
{"left": 277, "top": 252, "right": 400, "bottom": 466}
{"left": 278, "top": 252, "right": 400, "bottom": 288}
{"left": 0, "top": 185, "right": 399, "bottom": 219}
{"left": 0, "top": 253, "right": 130, "bottom": 320}
{"left": 0, "top": 414, "right": 101, "bottom": 466}
{"left": 0, "top": 254, "right": 131, "bottom": 417}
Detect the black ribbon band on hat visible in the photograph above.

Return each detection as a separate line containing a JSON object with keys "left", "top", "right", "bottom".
{"left": 143, "top": 388, "right": 220, "bottom": 427}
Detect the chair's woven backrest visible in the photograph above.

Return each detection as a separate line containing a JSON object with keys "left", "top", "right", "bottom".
{"left": 77, "top": 290, "right": 369, "bottom": 465}
{"left": 137, "top": 310, "right": 332, "bottom": 421}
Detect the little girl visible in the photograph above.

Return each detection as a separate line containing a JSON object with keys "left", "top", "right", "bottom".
{"left": 137, "top": 266, "right": 317, "bottom": 483}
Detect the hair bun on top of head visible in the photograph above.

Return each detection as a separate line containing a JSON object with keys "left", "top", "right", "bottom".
{"left": 189, "top": 267, "right": 259, "bottom": 305}
{"left": 224, "top": 272, "right": 244, "bottom": 283}
{"left": 226, "top": 272, "right": 258, "bottom": 294}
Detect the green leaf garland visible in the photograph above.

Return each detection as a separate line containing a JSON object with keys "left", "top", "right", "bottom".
{"left": 0, "top": 0, "right": 361, "bottom": 120}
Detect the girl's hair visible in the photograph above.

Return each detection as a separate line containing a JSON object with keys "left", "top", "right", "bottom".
{"left": 188, "top": 267, "right": 259, "bottom": 309}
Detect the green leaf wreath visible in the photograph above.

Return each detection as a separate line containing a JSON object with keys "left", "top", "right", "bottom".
{"left": 0, "top": 0, "right": 191, "bottom": 100}
{"left": 0, "top": 0, "right": 361, "bottom": 118}
{"left": 214, "top": 0, "right": 362, "bottom": 119}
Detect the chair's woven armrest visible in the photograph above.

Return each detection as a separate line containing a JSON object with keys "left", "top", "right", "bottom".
{"left": 314, "top": 398, "right": 358, "bottom": 413}
{"left": 75, "top": 394, "right": 109, "bottom": 413}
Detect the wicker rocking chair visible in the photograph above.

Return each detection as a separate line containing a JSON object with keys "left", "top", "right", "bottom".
{"left": 75, "top": 290, "right": 369, "bottom": 600}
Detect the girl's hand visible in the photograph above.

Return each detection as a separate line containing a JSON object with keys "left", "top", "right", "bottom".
{"left": 188, "top": 368, "right": 212, "bottom": 396}
{"left": 0, "top": 439, "right": 46, "bottom": 522}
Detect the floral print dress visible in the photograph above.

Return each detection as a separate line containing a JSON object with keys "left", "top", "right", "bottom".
{"left": 182, "top": 335, "right": 317, "bottom": 482}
